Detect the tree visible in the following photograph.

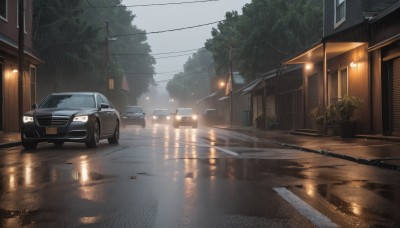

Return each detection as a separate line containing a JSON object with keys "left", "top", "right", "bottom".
{"left": 205, "top": 0, "right": 322, "bottom": 82}
{"left": 32, "top": 0, "right": 154, "bottom": 109}
{"left": 166, "top": 48, "right": 215, "bottom": 106}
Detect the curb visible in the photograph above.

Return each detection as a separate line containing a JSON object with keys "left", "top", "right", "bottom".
{"left": 215, "top": 126, "right": 400, "bottom": 171}
{"left": 0, "top": 141, "right": 21, "bottom": 149}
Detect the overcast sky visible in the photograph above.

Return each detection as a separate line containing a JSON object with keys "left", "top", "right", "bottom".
{"left": 122, "top": 0, "right": 250, "bottom": 81}
{"left": 120, "top": 0, "right": 251, "bottom": 107}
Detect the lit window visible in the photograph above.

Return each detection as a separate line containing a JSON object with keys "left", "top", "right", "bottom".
{"left": 328, "top": 68, "right": 348, "bottom": 105}
{"left": 335, "top": 0, "right": 345, "bottom": 27}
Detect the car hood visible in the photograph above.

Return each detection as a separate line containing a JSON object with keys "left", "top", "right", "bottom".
{"left": 124, "top": 113, "right": 144, "bottom": 117}
{"left": 25, "top": 108, "right": 94, "bottom": 117}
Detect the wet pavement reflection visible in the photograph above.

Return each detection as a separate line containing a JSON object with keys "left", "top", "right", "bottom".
{"left": 0, "top": 125, "right": 398, "bottom": 227}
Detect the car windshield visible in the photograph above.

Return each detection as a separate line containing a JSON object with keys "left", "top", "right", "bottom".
{"left": 39, "top": 94, "right": 96, "bottom": 109}
{"left": 153, "top": 110, "right": 169, "bottom": 115}
{"left": 125, "top": 107, "right": 143, "bottom": 113}
{"left": 177, "top": 108, "right": 193, "bottom": 115}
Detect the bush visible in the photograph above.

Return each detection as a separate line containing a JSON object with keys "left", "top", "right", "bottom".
{"left": 331, "top": 95, "right": 362, "bottom": 122}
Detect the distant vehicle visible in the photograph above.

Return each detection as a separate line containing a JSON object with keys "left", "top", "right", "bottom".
{"left": 20, "top": 92, "right": 120, "bottom": 149}
{"left": 202, "top": 108, "right": 221, "bottom": 126}
{"left": 152, "top": 109, "right": 170, "bottom": 125}
{"left": 172, "top": 108, "right": 198, "bottom": 128}
{"left": 122, "top": 106, "right": 146, "bottom": 128}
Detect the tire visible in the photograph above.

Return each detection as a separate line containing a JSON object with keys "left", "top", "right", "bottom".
{"left": 86, "top": 121, "right": 100, "bottom": 148}
{"left": 141, "top": 121, "right": 146, "bottom": 128}
{"left": 108, "top": 121, "right": 120, "bottom": 144}
{"left": 22, "top": 141, "right": 38, "bottom": 150}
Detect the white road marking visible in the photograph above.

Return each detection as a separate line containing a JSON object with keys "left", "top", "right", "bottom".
{"left": 214, "top": 146, "right": 240, "bottom": 156}
{"left": 273, "top": 187, "right": 338, "bottom": 228}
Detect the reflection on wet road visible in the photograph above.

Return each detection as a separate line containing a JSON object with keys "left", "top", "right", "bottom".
{"left": 0, "top": 125, "right": 398, "bottom": 227}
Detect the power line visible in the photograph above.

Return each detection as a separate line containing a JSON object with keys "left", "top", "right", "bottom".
{"left": 111, "top": 20, "right": 221, "bottom": 38}
{"left": 41, "top": 0, "right": 222, "bottom": 9}
{"left": 111, "top": 48, "right": 204, "bottom": 56}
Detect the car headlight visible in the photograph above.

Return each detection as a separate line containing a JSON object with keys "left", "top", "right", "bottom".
{"left": 153, "top": 116, "right": 157, "bottom": 119}
{"left": 167, "top": 116, "right": 171, "bottom": 120}
{"left": 192, "top": 115, "right": 198, "bottom": 120}
{"left": 23, "top": 116, "right": 34, "bottom": 123}
{"left": 73, "top": 115, "right": 89, "bottom": 122}
{"left": 176, "top": 115, "right": 182, "bottom": 120}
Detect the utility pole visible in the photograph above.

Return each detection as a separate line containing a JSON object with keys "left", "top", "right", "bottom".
{"left": 228, "top": 44, "right": 233, "bottom": 126}
{"left": 18, "top": 0, "right": 24, "bottom": 128}
{"left": 105, "top": 20, "right": 110, "bottom": 97}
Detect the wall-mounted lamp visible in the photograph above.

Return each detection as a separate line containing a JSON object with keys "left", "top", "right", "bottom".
{"left": 305, "top": 63, "right": 312, "bottom": 70}
{"left": 350, "top": 61, "right": 357, "bottom": 69}
{"left": 12, "top": 66, "right": 18, "bottom": 73}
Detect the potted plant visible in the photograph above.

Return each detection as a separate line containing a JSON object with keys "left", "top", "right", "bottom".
{"left": 310, "top": 106, "right": 325, "bottom": 134}
{"left": 331, "top": 95, "right": 362, "bottom": 138}
{"left": 266, "top": 116, "right": 278, "bottom": 130}
{"left": 254, "top": 113, "right": 266, "bottom": 130}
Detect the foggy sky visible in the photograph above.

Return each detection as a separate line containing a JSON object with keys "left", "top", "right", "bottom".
{"left": 121, "top": 0, "right": 251, "bottom": 109}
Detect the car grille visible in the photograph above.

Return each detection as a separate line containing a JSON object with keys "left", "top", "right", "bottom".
{"left": 36, "top": 115, "right": 71, "bottom": 126}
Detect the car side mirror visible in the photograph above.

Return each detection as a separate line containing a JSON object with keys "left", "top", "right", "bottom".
{"left": 32, "top": 104, "right": 38, "bottom": 109}
{"left": 100, "top": 103, "right": 109, "bottom": 109}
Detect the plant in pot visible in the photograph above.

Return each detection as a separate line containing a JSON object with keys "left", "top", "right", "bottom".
{"left": 266, "top": 116, "right": 278, "bottom": 130}
{"left": 331, "top": 95, "right": 362, "bottom": 138}
{"left": 310, "top": 106, "right": 325, "bottom": 134}
{"left": 254, "top": 113, "right": 267, "bottom": 130}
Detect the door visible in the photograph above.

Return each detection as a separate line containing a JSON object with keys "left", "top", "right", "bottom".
{"left": 383, "top": 57, "right": 400, "bottom": 136}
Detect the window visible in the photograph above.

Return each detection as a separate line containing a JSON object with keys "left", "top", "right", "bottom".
{"left": 328, "top": 68, "right": 348, "bottom": 105}
{"left": 335, "top": 0, "right": 345, "bottom": 27}
{"left": 0, "top": 0, "right": 7, "bottom": 21}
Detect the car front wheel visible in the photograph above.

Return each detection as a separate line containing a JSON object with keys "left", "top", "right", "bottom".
{"left": 86, "top": 121, "right": 100, "bottom": 148}
{"left": 108, "top": 121, "right": 119, "bottom": 144}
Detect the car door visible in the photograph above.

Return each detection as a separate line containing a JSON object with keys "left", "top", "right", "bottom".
{"left": 96, "top": 94, "right": 112, "bottom": 136}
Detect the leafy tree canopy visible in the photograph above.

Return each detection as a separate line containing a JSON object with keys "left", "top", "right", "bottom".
{"left": 166, "top": 48, "right": 215, "bottom": 106}
{"left": 205, "top": 0, "right": 322, "bottom": 82}
{"left": 32, "top": 0, "right": 155, "bottom": 109}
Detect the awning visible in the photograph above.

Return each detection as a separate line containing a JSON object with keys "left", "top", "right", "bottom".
{"left": 240, "top": 78, "right": 264, "bottom": 95}
{"left": 196, "top": 91, "right": 219, "bottom": 104}
{"left": 284, "top": 41, "right": 365, "bottom": 65}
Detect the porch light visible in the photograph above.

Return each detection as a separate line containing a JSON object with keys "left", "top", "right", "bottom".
{"left": 12, "top": 66, "right": 18, "bottom": 73}
{"left": 350, "top": 61, "right": 357, "bottom": 69}
{"left": 219, "top": 81, "right": 225, "bottom": 88}
{"left": 305, "top": 63, "right": 312, "bottom": 70}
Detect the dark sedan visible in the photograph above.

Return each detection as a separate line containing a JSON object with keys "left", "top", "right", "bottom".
{"left": 20, "top": 92, "right": 120, "bottom": 149}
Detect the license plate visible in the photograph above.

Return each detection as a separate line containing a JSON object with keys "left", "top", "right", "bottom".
{"left": 46, "top": 127, "right": 58, "bottom": 135}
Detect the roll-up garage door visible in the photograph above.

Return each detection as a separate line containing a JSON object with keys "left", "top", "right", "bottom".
{"left": 392, "top": 57, "right": 400, "bottom": 135}
{"left": 307, "top": 74, "right": 318, "bottom": 129}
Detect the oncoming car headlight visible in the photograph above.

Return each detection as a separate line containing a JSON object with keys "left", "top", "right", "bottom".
{"left": 176, "top": 115, "right": 182, "bottom": 120}
{"left": 73, "top": 115, "right": 89, "bottom": 122}
{"left": 192, "top": 115, "right": 198, "bottom": 120}
{"left": 153, "top": 116, "right": 157, "bottom": 119}
{"left": 23, "top": 116, "right": 34, "bottom": 123}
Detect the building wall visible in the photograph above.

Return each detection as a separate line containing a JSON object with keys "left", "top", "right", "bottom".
{"left": 0, "top": 0, "right": 33, "bottom": 48}
{"left": 324, "top": 0, "right": 364, "bottom": 37}
{"left": 371, "top": 49, "right": 383, "bottom": 133}
{"left": 327, "top": 44, "right": 370, "bottom": 133}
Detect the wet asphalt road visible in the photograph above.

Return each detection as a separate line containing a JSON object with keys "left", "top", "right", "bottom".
{"left": 0, "top": 125, "right": 399, "bottom": 227}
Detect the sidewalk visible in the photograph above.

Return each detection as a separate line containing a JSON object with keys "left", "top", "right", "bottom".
{"left": 0, "top": 132, "right": 21, "bottom": 149}
{"left": 215, "top": 125, "right": 400, "bottom": 171}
